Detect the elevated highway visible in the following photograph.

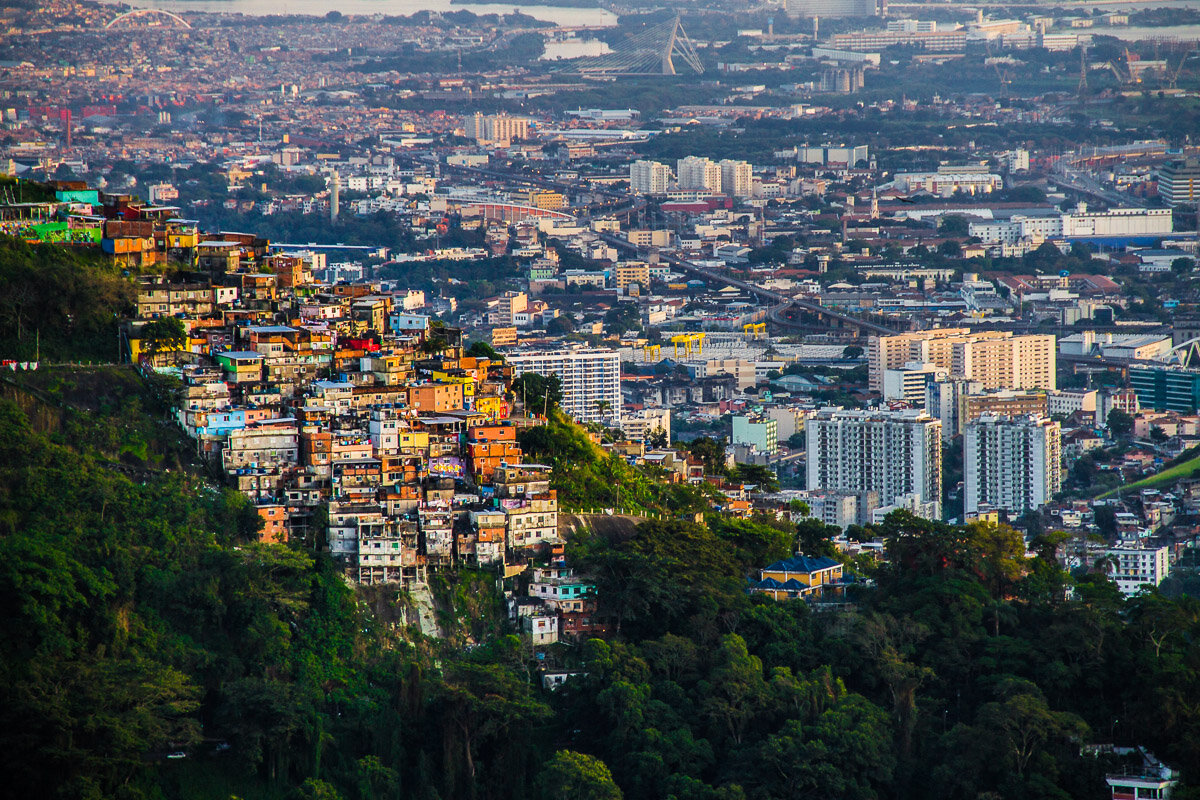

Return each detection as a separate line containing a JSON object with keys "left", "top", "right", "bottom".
{"left": 436, "top": 158, "right": 900, "bottom": 336}
{"left": 599, "top": 233, "right": 899, "bottom": 337}
{"left": 437, "top": 159, "right": 644, "bottom": 223}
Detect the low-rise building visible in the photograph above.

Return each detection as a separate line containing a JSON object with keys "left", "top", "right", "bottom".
{"left": 1105, "top": 544, "right": 1170, "bottom": 596}
{"left": 749, "top": 555, "right": 847, "bottom": 601}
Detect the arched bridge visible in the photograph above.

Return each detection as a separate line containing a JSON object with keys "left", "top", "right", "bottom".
{"left": 105, "top": 9, "right": 192, "bottom": 29}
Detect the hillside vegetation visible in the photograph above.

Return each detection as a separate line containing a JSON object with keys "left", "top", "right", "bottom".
{"left": 4, "top": 249, "right": 1200, "bottom": 799}
{"left": 0, "top": 236, "right": 141, "bottom": 363}
{"left": 5, "top": 367, "right": 1200, "bottom": 800}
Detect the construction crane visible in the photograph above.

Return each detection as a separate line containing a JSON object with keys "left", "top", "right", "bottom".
{"left": 670, "top": 333, "right": 706, "bottom": 359}
{"left": 1104, "top": 59, "right": 1129, "bottom": 84}
{"left": 993, "top": 61, "right": 1011, "bottom": 95}
{"left": 743, "top": 322, "right": 766, "bottom": 338}
{"left": 642, "top": 343, "right": 662, "bottom": 362}
{"left": 1168, "top": 47, "right": 1195, "bottom": 89}
{"left": 1078, "top": 42, "right": 1088, "bottom": 98}
{"left": 983, "top": 40, "right": 1012, "bottom": 96}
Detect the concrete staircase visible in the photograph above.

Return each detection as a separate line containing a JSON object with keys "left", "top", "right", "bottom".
{"left": 409, "top": 580, "right": 441, "bottom": 639}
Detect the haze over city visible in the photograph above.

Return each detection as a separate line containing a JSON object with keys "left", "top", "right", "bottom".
{"left": 3, "top": 0, "right": 1200, "bottom": 797}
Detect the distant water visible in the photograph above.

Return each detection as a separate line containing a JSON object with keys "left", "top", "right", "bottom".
{"left": 116, "top": 0, "right": 618, "bottom": 26}
{"left": 540, "top": 37, "right": 610, "bottom": 59}
{"left": 1095, "top": 24, "right": 1200, "bottom": 41}
{"left": 1075, "top": 0, "right": 1200, "bottom": 9}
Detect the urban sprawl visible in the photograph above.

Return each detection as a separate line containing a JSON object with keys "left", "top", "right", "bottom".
{"left": 6, "top": 0, "right": 1200, "bottom": 792}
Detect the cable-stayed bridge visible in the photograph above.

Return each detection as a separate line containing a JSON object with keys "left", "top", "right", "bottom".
{"left": 559, "top": 16, "right": 704, "bottom": 77}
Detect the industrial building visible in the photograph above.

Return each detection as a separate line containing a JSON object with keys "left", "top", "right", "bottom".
{"left": 969, "top": 205, "right": 1173, "bottom": 244}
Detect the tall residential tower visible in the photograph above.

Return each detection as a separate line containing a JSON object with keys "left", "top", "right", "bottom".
{"left": 806, "top": 408, "right": 943, "bottom": 518}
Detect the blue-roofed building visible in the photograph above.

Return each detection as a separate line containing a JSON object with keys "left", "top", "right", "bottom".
{"left": 749, "top": 555, "right": 846, "bottom": 601}
{"left": 195, "top": 408, "right": 246, "bottom": 437}
{"left": 390, "top": 312, "right": 431, "bottom": 334}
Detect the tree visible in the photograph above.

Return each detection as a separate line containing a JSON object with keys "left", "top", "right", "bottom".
{"left": 512, "top": 373, "right": 563, "bottom": 417}
{"left": 729, "top": 463, "right": 779, "bottom": 492}
{"left": 0, "top": 238, "right": 134, "bottom": 361}
{"left": 466, "top": 340, "right": 501, "bottom": 361}
{"left": 536, "top": 751, "right": 623, "bottom": 800}
{"left": 701, "top": 634, "right": 768, "bottom": 745}
{"left": 355, "top": 755, "right": 399, "bottom": 800}
{"left": 646, "top": 427, "right": 669, "bottom": 449}
{"left": 939, "top": 215, "right": 970, "bottom": 236}
{"left": 547, "top": 315, "right": 577, "bottom": 335}
{"left": 854, "top": 612, "right": 933, "bottom": 757}
{"left": 1172, "top": 257, "right": 1194, "bottom": 275}
{"left": 965, "top": 520, "right": 1027, "bottom": 634}
{"left": 140, "top": 316, "right": 188, "bottom": 357}
{"left": 438, "top": 662, "right": 552, "bottom": 796}
{"left": 1094, "top": 504, "right": 1118, "bottom": 539}
{"left": 795, "top": 517, "right": 839, "bottom": 558}
{"left": 789, "top": 498, "right": 810, "bottom": 516}
{"left": 938, "top": 239, "right": 963, "bottom": 257}
{"left": 755, "top": 692, "right": 894, "bottom": 800}
{"left": 1107, "top": 408, "right": 1134, "bottom": 437}
{"left": 603, "top": 303, "right": 641, "bottom": 336}
{"left": 974, "top": 679, "right": 1088, "bottom": 780}
{"left": 685, "top": 436, "right": 728, "bottom": 476}
{"left": 569, "top": 518, "right": 743, "bottom": 637}
{"left": 1072, "top": 455, "right": 1098, "bottom": 486}
{"left": 294, "top": 777, "right": 344, "bottom": 800}
{"left": 711, "top": 515, "right": 794, "bottom": 571}
{"left": 842, "top": 345, "right": 864, "bottom": 359}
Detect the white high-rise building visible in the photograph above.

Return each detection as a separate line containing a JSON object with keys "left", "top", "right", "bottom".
{"left": 806, "top": 408, "right": 943, "bottom": 518}
{"left": 1154, "top": 160, "right": 1200, "bottom": 207}
{"left": 719, "top": 159, "right": 753, "bottom": 198}
{"left": 467, "top": 113, "right": 531, "bottom": 146}
{"left": 1104, "top": 545, "right": 1170, "bottom": 597}
{"left": 506, "top": 348, "right": 622, "bottom": 427}
{"left": 882, "top": 361, "right": 947, "bottom": 406}
{"left": 630, "top": 160, "right": 673, "bottom": 195}
{"left": 676, "top": 156, "right": 723, "bottom": 193}
{"left": 963, "top": 414, "right": 1061, "bottom": 516}
{"left": 925, "top": 375, "right": 982, "bottom": 441}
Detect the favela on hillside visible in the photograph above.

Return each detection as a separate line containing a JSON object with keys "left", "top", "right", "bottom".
{"left": 3, "top": 0, "right": 1200, "bottom": 797}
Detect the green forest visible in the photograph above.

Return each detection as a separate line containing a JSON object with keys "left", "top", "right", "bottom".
{"left": 0, "top": 241, "right": 1198, "bottom": 800}
{"left": 0, "top": 237, "right": 136, "bottom": 363}
{"left": 1, "top": 363, "right": 1200, "bottom": 800}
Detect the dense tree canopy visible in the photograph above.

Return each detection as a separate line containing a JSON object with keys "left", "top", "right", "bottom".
{"left": 4, "top": 365, "right": 1200, "bottom": 799}
{"left": 0, "top": 236, "right": 135, "bottom": 362}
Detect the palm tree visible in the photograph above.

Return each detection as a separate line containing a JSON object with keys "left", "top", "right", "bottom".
{"left": 595, "top": 400, "right": 611, "bottom": 425}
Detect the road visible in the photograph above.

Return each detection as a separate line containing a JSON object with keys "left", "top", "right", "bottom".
{"left": 437, "top": 158, "right": 899, "bottom": 336}
{"left": 1055, "top": 167, "right": 1150, "bottom": 209}
{"left": 598, "top": 233, "right": 899, "bottom": 337}
{"left": 438, "top": 159, "right": 646, "bottom": 223}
